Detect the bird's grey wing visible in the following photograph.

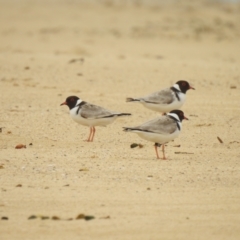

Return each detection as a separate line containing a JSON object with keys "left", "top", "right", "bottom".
{"left": 141, "top": 88, "right": 175, "bottom": 104}
{"left": 135, "top": 116, "right": 177, "bottom": 134}
{"left": 80, "top": 104, "right": 115, "bottom": 119}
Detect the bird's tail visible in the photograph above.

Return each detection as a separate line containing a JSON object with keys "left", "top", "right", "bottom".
{"left": 123, "top": 127, "right": 138, "bottom": 132}
{"left": 123, "top": 127, "right": 132, "bottom": 132}
{"left": 102, "top": 113, "right": 131, "bottom": 119}
{"left": 126, "top": 98, "right": 140, "bottom": 102}
{"left": 117, "top": 113, "right": 132, "bottom": 117}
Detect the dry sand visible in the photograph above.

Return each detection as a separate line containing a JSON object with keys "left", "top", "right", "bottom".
{"left": 1, "top": 0, "right": 240, "bottom": 239}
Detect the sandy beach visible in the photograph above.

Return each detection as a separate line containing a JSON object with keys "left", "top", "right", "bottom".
{"left": 1, "top": 0, "right": 240, "bottom": 239}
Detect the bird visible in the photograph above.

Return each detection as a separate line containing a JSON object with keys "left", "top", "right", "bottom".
{"left": 126, "top": 80, "right": 194, "bottom": 113}
{"left": 123, "top": 110, "right": 188, "bottom": 159}
{"left": 61, "top": 96, "right": 131, "bottom": 142}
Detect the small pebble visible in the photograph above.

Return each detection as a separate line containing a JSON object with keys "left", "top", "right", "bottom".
{"left": 15, "top": 144, "right": 26, "bottom": 149}
{"left": 28, "top": 215, "right": 37, "bottom": 220}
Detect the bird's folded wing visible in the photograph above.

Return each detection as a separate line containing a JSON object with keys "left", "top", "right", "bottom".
{"left": 135, "top": 117, "right": 177, "bottom": 134}
{"left": 80, "top": 104, "right": 116, "bottom": 119}
{"left": 142, "top": 88, "right": 174, "bottom": 104}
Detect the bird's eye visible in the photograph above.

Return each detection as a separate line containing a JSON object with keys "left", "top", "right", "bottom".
{"left": 182, "top": 82, "right": 186, "bottom": 86}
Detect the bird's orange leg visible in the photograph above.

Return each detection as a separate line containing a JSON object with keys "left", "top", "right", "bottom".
{"left": 161, "top": 144, "right": 167, "bottom": 160}
{"left": 86, "top": 127, "right": 93, "bottom": 142}
{"left": 155, "top": 143, "right": 167, "bottom": 160}
{"left": 154, "top": 144, "right": 160, "bottom": 159}
{"left": 90, "top": 126, "right": 96, "bottom": 142}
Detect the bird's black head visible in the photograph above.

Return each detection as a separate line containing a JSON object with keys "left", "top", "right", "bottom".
{"left": 169, "top": 110, "right": 188, "bottom": 122}
{"left": 60, "top": 96, "right": 80, "bottom": 110}
{"left": 175, "top": 80, "right": 195, "bottom": 93}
